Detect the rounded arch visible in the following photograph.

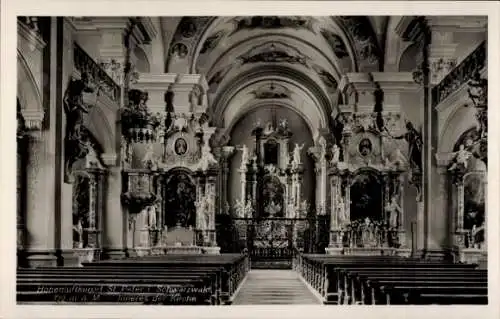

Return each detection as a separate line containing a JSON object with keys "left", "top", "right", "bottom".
{"left": 438, "top": 102, "right": 477, "bottom": 153}
{"left": 225, "top": 99, "right": 316, "bottom": 138}
{"left": 351, "top": 167, "right": 383, "bottom": 185}
{"left": 133, "top": 46, "right": 151, "bottom": 73}
{"left": 398, "top": 42, "right": 421, "bottom": 72}
{"left": 210, "top": 65, "right": 332, "bottom": 129}
{"left": 17, "top": 51, "right": 43, "bottom": 116}
{"left": 165, "top": 167, "right": 196, "bottom": 185}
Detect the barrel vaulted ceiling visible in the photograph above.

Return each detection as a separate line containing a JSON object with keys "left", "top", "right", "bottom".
{"left": 160, "top": 16, "right": 391, "bottom": 135}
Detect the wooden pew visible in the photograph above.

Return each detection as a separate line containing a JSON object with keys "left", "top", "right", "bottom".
{"left": 341, "top": 268, "right": 487, "bottom": 305}
{"left": 18, "top": 268, "right": 219, "bottom": 305}
{"left": 85, "top": 253, "right": 249, "bottom": 303}
{"left": 22, "top": 266, "right": 224, "bottom": 304}
{"left": 295, "top": 254, "right": 481, "bottom": 305}
{"left": 17, "top": 253, "right": 249, "bottom": 305}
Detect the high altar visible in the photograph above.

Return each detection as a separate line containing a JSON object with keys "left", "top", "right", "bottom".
{"left": 233, "top": 117, "right": 310, "bottom": 252}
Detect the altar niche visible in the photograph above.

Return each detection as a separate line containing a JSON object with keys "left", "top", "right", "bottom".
{"left": 164, "top": 171, "right": 196, "bottom": 229}
{"left": 261, "top": 175, "right": 285, "bottom": 218}
{"left": 350, "top": 171, "right": 383, "bottom": 223}
{"left": 448, "top": 128, "right": 487, "bottom": 264}
{"left": 328, "top": 167, "right": 408, "bottom": 256}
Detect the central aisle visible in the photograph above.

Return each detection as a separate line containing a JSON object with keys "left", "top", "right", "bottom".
{"left": 231, "top": 270, "right": 322, "bottom": 305}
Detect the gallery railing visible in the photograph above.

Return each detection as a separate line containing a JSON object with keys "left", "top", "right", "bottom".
{"left": 73, "top": 42, "right": 121, "bottom": 103}
{"left": 432, "top": 41, "right": 486, "bottom": 107}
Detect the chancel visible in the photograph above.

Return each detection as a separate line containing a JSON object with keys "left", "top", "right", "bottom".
{"left": 16, "top": 15, "right": 488, "bottom": 305}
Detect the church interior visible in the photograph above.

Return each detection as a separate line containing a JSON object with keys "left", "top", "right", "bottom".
{"left": 16, "top": 16, "right": 488, "bottom": 305}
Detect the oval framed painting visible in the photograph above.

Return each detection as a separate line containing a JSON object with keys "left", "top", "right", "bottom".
{"left": 358, "top": 138, "right": 373, "bottom": 157}
{"left": 174, "top": 138, "right": 188, "bottom": 156}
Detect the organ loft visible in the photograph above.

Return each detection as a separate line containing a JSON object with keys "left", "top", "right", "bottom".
{"left": 14, "top": 15, "right": 489, "bottom": 306}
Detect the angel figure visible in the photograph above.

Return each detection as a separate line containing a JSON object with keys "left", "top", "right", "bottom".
{"left": 142, "top": 144, "right": 158, "bottom": 170}
{"left": 199, "top": 142, "right": 218, "bottom": 171}
{"left": 391, "top": 148, "right": 407, "bottom": 168}
{"left": 331, "top": 144, "right": 340, "bottom": 165}
{"left": 467, "top": 71, "right": 487, "bottom": 108}
{"left": 448, "top": 144, "right": 472, "bottom": 171}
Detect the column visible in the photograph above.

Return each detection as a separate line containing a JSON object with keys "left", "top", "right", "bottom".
{"left": 102, "top": 154, "right": 126, "bottom": 259}
{"left": 24, "top": 133, "right": 57, "bottom": 267}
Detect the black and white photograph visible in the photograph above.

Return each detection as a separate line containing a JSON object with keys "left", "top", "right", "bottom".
{"left": 3, "top": 2, "right": 499, "bottom": 318}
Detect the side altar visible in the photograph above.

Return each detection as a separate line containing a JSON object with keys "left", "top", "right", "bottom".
{"left": 119, "top": 73, "right": 220, "bottom": 255}
{"left": 325, "top": 72, "right": 420, "bottom": 257}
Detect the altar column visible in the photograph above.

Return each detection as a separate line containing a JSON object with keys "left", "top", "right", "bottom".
{"left": 220, "top": 146, "right": 235, "bottom": 215}
{"left": 102, "top": 154, "right": 126, "bottom": 259}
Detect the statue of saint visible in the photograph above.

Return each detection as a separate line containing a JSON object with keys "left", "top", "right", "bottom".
{"left": 240, "top": 144, "right": 249, "bottom": 169}
{"left": 292, "top": 143, "right": 304, "bottom": 166}
{"left": 470, "top": 222, "right": 485, "bottom": 249}
{"left": 195, "top": 195, "right": 205, "bottom": 229}
{"left": 385, "top": 197, "right": 401, "bottom": 228}
{"left": 73, "top": 218, "right": 84, "bottom": 248}
{"left": 148, "top": 205, "right": 157, "bottom": 229}
{"left": 361, "top": 217, "right": 372, "bottom": 246}
{"left": 331, "top": 144, "right": 340, "bottom": 165}
{"left": 391, "top": 121, "right": 423, "bottom": 172}
{"left": 265, "top": 201, "right": 282, "bottom": 217}
{"left": 337, "top": 196, "right": 346, "bottom": 226}
{"left": 245, "top": 198, "right": 253, "bottom": 218}
{"left": 373, "top": 82, "right": 385, "bottom": 132}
